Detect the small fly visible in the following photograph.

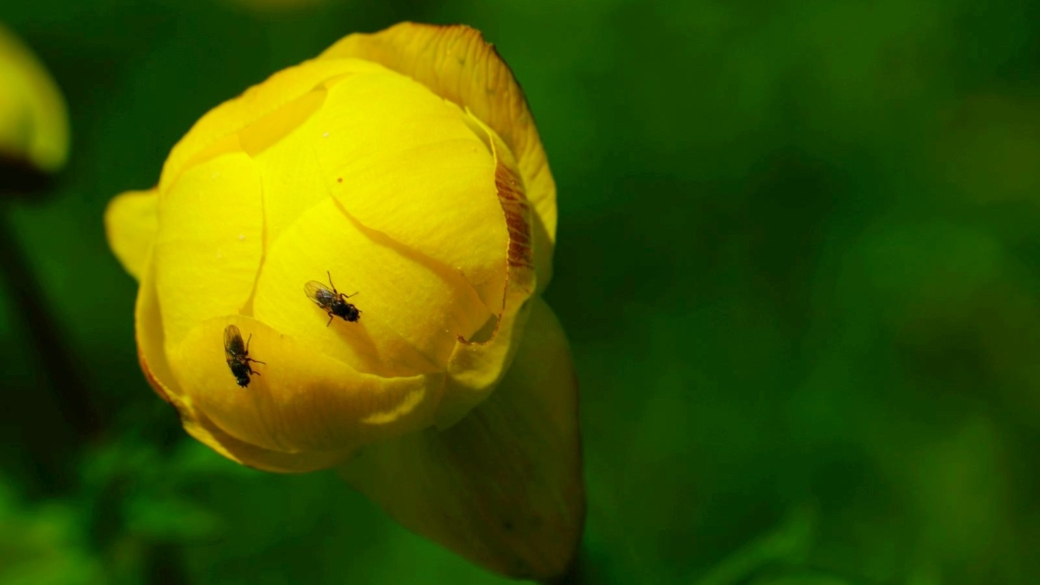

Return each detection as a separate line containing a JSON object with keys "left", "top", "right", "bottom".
{"left": 224, "top": 324, "right": 265, "bottom": 387}
{"left": 304, "top": 271, "right": 361, "bottom": 326}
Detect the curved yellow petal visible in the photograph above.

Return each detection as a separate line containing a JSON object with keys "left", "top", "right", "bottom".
{"left": 187, "top": 408, "right": 356, "bottom": 474}
{"left": 241, "top": 65, "right": 506, "bottom": 375}
{"left": 437, "top": 115, "right": 537, "bottom": 428}
{"left": 104, "top": 189, "right": 158, "bottom": 281}
{"left": 159, "top": 57, "right": 385, "bottom": 193}
{"left": 170, "top": 315, "right": 445, "bottom": 454}
{"left": 320, "top": 23, "right": 557, "bottom": 290}
{"left": 241, "top": 87, "right": 329, "bottom": 249}
{"left": 154, "top": 151, "right": 263, "bottom": 350}
{"left": 315, "top": 68, "right": 508, "bottom": 313}
{"left": 0, "top": 24, "right": 69, "bottom": 172}
{"left": 338, "top": 296, "right": 584, "bottom": 580}
{"left": 136, "top": 251, "right": 353, "bottom": 472}
{"left": 252, "top": 196, "right": 492, "bottom": 377}
{"left": 135, "top": 247, "right": 178, "bottom": 408}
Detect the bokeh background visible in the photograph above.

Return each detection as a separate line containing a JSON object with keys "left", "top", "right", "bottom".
{"left": 2, "top": 0, "right": 1039, "bottom": 583}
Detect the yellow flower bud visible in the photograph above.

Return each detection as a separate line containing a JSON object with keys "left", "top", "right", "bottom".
{"left": 105, "top": 23, "right": 582, "bottom": 579}
{"left": 0, "top": 23, "right": 69, "bottom": 173}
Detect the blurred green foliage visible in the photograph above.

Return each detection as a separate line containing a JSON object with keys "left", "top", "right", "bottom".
{"left": 2, "top": 0, "right": 1040, "bottom": 583}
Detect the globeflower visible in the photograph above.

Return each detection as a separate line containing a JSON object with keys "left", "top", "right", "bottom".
{"left": 0, "top": 23, "right": 69, "bottom": 173}
{"left": 104, "top": 23, "right": 583, "bottom": 580}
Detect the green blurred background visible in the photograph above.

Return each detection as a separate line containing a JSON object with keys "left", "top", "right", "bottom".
{"left": 2, "top": 0, "right": 1039, "bottom": 583}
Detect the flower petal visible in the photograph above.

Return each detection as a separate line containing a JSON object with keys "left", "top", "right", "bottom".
{"left": 437, "top": 116, "right": 537, "bottom": 428}
{"left": 135, "top": 247, "right": 177, "bottom": 407}
{"left": 159, "top": 57, "right": 384, "bottom": 193}
{"left": 338, "top": 296, "right": 584, "bottom": 580}
{"left": 104, "top": 188, "right": 158, "bottom": 281}
{"left": 0, "top": 23, "right": 69, "bottom": 172}
{"left": 154, "top": 151, "right": 264, "bottom": 351}
{"left": 187, "top": 408, "right": 357, "bottom": 474}
{"left": 241, "top": 87, "right": 330, "bottom": 249}
{"left": 315, "top": 68, "right": 508, "bottom": 313}
{"left": 169, "top": 315, "right": 446, "bottom": 454}
{"left": 136, "top": 251, "right": 352, "bottom": 473}
{"left": 252, "top": 196, "right": 493, "bottom": 377}
{"left": 320, "top": 23, "right": 557, "bottom": 290}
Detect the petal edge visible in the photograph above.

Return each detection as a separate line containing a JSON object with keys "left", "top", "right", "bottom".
{"left": 105, "top": 189, "right": 158, "bottom": 281}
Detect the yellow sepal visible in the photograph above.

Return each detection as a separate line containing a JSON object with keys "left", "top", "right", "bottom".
{"left": 339, "top": 296, "right": 584, "bottom": 580}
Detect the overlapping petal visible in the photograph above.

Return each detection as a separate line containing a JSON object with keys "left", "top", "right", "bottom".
{"left": 321, "top": 23, "right": 557, "bottom": 290}
{"left": 252, "top": 196, "right": 492, "bottom": 377}
{"left": 154, "top": 152, "right": 264, "bottom": 351}
{"left": 438, "top": 115, "right": 537, "bottom": 427}
{"left": 159, "top": 58, "right": 384, "bottom": 193}
{"left": 104, "top": 189, "right": 158, "bottom": 281}
{"left": 170, "top": 316, "right": 445, "bottom": 454}
{"left": 315, "top": 68, "right": 509, "bottom": 312}
{"left": 136, "top": 256, "right": 355, "bottom": 473}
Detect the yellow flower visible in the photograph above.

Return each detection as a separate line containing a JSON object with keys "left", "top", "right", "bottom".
{"left": 0, "top": 23, "right": 69, "bottom": 173}
{"left": 104, "top": 23, "right": 583, "bottom": 579}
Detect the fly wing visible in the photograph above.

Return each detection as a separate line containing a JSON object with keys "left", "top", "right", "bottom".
{"left": 304, "top": 280, "right": 332, "bottom": 306}
{"left": 224, "top": 324, "right": 244, "bottom": 359}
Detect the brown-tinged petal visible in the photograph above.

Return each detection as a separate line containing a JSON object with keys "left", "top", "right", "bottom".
{"left": 320, "top": 23, "right": 557, "bottom": 291}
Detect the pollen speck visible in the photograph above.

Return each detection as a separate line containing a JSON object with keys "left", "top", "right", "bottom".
{"left": 337, "top": 177, "right": 343, "bottom": 183}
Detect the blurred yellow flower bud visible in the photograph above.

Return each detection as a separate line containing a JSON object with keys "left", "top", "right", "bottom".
{"left": 0, "top": 23, "right": 68, "bottom": 173}
{"left": 105, "top": 23, "right": 582, "bottom": 579}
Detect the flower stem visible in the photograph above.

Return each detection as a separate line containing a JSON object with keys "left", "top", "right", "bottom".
{"left": 0, "top": 203, "right": 105, "bottom": 443}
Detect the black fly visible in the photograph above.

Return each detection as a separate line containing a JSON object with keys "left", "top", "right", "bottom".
{"left": 304, "top": 271, "right": 361, "bottom": 326}
{"left": 224, "top": 324, "right": 265, "bottom": 387}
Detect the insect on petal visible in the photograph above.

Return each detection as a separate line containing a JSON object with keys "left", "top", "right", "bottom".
{"left": 171, "top": 316, "right": 446, "bottom": 454}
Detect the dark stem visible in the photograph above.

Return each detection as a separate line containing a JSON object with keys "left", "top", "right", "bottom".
{"left": 0, "top": 155, "right": 53, "bottom": 197}
{"left": 143, "top": 542, "right": 191, "bottom": 585}
{"left": 0, "top": 203, "right": 105, "bottom": 442}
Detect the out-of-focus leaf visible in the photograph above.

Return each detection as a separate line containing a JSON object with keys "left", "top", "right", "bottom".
{"left": 0, "top": 475, "right": 105, "bottom": 585}
{"left": 124, "top": 495, "right": 223, "bottom": 541}
{"left": 750, "top": 574, "right": 855, "bottom": 585}
{"left": 697, "top": 508, "right": 816, "bottom": 585}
